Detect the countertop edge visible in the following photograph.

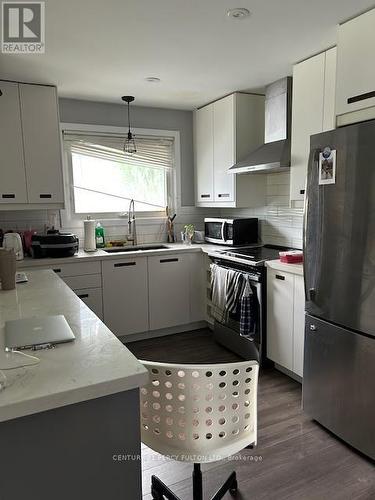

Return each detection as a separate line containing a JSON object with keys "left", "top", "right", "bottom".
{"left": 0, "top": 367, "right": 149, "bottom": 423}
{"left": 266, "top": 259, "right": 304, "bottom": 276}
{"left": 17, "top": 244, "right": 209, "bottom": 268}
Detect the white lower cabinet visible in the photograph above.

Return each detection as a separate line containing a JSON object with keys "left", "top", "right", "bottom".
{"left": 148, "top": 254, "right": 190, "bottom": 330}
{"left": 267, "top": 269, "right": 295, "bottom": 370}
{"left": 293, "top": 275, "right": 305, "bottom": 377}
{"left": 102, "top": 257, "right": 149, "bottom": 336}
{"left": 74, "top": 287, "right": 103, "bottom": 320}
{"left": 189, "top": 252, "right": 205, "bottom": 323}
{"left": 267, "top": 268, "right": 305, "bottom": 377}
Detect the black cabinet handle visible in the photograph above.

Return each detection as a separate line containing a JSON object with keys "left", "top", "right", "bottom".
{"left": 160, "top": 258, "right": 179, "bottom": 263}
{"left": 2, "top": 194, "right": 15, "bottom": 199}
{"left": 77, "top": 293, "right": 89, "bottom": 299}
{"left": 347, "top": 90, "right": 375, "bottom": 105}
{"left": 218, "top": 193, "right": 230, "bottom": 198}
{"left": 53, "top": 268, "right": 61, "bottom": 273}
{"left": 200, "top": 194, "right": 211, "bottom": 198}
{"left": 275, "top": 274, "right": 285, "bottom": 281}
{"left": 300, "top": 189, "right": 305, "bottom": 195}
{"left": 39, "top": 194, "right": 52, "bottom": 199}
{"left": 114, "top": 262, "right": 136, "bottom": 267}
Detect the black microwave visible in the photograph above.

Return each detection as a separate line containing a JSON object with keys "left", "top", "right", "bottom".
{"left": 204, "top": 218, "right": 258, "bottom": 246}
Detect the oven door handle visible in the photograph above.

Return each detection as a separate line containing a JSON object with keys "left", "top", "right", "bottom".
{"left": 221, "top": 222, "right": 227, "bottom": 242}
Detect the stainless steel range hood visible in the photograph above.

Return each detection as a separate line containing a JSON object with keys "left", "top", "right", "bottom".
{"left": 229, "top": 77, "right": 292, "bottom": 174}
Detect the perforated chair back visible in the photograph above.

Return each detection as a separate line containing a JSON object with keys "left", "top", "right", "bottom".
{"left": 140, "top": 360, "right": 259, "bottom": 463}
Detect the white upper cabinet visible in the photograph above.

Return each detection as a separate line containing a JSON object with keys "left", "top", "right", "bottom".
{"left": 336, "top": 8, "right": 375, "bottom": 125}
{"left": 0, "top": 81, "right": 27, "bottom": 204}
{"left": 0, "top": 80, "right": 64, "bottom": 209}
{"left": 213, "top": 94, "right": 235, "bottom": 202}
{"left": 20, "top": 84, "right": 64, "bottom": 204}
{"left": 195, "top": 92, "right": 266, "bottom": 208}
{"left": 195, "top": 104, "right": 214, "bottom": 202}
{"left": 290, "top": 48, "right": 337, "bottom": 202}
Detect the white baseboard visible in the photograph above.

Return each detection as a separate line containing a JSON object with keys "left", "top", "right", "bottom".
{"left": 120, "top": 321, "right": 208, "bottom": 343}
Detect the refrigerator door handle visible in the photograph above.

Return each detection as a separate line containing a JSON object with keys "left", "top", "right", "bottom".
{"left": 303, "top": 147, "right": 321, "bottom": 303}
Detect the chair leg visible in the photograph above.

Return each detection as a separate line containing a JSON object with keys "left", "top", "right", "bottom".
{"left": 151, "top": 475, "right": 180, "bottom": 500}
{"left": 211, "top": 471, "right": 238, "bottom": 500}
{"left": 192, "top": 463, "right": 203, "bottom": 500}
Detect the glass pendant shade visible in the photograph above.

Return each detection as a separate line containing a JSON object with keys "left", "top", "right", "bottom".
{"left": 124, "top": 131, "right": 137, "bottom": 154}
{"left": 122, "top": 95, "right": 136, "bottom": 154}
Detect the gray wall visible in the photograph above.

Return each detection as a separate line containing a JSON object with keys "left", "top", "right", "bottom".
{"left": 58, "top": 98, "right": 195, "bottom": 207}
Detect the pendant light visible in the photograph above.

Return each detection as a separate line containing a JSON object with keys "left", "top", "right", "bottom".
{"left": 122, "top": 95, "right": 137, "bottom": 154}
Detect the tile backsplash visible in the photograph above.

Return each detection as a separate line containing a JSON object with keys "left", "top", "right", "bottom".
{"left": 220, "top": 172, "right": 304, "bottom": 249}
{"left": 0, "top": 173, "right": 304, "bottom": 249}
{"left": 0, "top": 208, "right": 210, "bottom": 246}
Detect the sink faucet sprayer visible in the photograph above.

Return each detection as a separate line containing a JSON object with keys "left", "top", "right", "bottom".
{"left": 127, "top": 199, "right": 137, "bottom": 246}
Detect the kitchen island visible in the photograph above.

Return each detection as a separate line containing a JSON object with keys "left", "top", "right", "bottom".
{"left": 0, "top": 270, "right": 148, "bottom": 500}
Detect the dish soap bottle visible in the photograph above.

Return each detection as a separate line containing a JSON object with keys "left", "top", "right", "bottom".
{"left": 95, "top": 222, "right": 105, "bottom": 248}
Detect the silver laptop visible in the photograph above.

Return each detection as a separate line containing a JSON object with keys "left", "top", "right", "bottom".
{"left": 5, "top": 315, "right": 75, "bottom": 350}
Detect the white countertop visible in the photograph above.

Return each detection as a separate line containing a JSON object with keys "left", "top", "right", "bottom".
{"left": 266, "top": 259, "right": 304, "bottom": 276}
{"left": 17, "top": 242, "right": 223, "bottom": 268}
{"left": 0, "top": 270, "right": 149, "bottom": 423}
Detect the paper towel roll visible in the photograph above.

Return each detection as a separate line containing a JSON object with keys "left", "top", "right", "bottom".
{"left": 84, "top": 219, "right": 97, "bottom": 252}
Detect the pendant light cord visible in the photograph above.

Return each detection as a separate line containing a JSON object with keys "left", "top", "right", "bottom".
{"left": 127, "top": 102, "right": 131, "bottom": 135}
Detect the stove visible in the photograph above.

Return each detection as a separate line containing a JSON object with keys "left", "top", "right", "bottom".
{"left": 209, "top": 244, "right": 288, "bottom": 267}
{"left": 208, "top": 244, "right": 293, "bottom": 364}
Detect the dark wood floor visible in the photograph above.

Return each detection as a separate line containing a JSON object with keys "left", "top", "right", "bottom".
{"left": 126, "top": 329, "right": 375, "bottom": 500}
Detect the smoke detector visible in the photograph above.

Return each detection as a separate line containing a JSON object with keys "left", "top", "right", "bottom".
{"left": 227, "top": 8, "right": 251, "bottom": 19}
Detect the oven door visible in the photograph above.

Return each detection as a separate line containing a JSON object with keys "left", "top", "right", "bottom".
{"left": 205, "top": 219, "right": 233, "bottom": 245}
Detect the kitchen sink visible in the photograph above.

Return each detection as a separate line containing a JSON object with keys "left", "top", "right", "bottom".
{"left": 103, "top": 245, "right": 169, "bottom": 253}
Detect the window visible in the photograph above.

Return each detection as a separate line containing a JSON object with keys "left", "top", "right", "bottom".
{"left": 64, "top": 133, "right": 174, "bottom": 215}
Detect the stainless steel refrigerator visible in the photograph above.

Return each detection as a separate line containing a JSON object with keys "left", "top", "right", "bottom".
{"left": 303, "top": 119, "right": 375, "bottom": 460}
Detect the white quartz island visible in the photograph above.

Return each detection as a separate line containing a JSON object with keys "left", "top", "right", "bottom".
{"left": 0, "top": 269, "right": 148, "bottom": 500}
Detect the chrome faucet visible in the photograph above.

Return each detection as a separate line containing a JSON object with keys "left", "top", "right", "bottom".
{"left": 127, "top": 199, "right": 137, "bottom": 246}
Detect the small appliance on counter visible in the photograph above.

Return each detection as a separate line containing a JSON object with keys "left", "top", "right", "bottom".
{"left": 204, "top": 217, "right": 259, "bottom": 246}
{"left": 31, "top": 230, "right": 79, "bottom": 258}
{"left": 3, "top": 232, "right": 24, "bottom": 261}
{"left": 279, "top": 250, "right": 303, "bottom": 263}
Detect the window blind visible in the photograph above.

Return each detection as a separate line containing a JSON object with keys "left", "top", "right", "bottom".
{"left": 64, "top": 132, "right": 174, "bottom": 171}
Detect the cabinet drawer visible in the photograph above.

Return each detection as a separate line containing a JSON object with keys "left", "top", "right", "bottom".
{"left": 62, "top": 274, "right": 102, "bottom": 290}
{"left": 74, "top": 287, "right": 103, "bottom": 320}
{"left": 49, "top": 261, "right": 101, "bottom": 277}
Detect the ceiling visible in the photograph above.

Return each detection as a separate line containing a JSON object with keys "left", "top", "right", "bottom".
{"left": 1, "top": 0, "right": 374, "bottom": 110}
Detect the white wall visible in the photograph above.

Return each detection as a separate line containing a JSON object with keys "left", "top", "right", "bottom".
{"left": 0, "top": 97, "right": 303, "bottom": 248}
{"left": 0, "top": 172, "right": 303, "bottom": 248}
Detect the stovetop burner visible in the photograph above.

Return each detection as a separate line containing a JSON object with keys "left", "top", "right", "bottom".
{"left": 211, "top": 244, "right": 292, "bottom": 266}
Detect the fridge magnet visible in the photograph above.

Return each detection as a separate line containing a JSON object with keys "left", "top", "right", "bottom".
{"left": 319, "top": 147, "right": 336, "bottom": 185}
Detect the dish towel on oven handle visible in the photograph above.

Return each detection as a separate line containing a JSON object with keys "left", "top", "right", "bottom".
{"left": 239, "top": 276, "right": 255, "bottom": 338}
{"left": 226, "top": 269, "right": 244, "bottom": 314}
{"left": 210, "top": 263, "right": 228, "bottom": 323}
